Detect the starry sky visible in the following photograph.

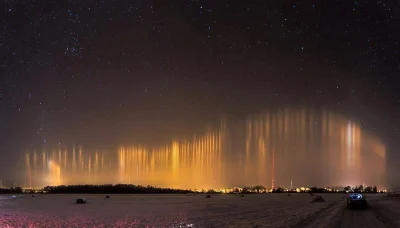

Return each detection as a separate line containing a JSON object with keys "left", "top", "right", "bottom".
{"left": 1, "top": 1, "right": 400, "bottom": 183}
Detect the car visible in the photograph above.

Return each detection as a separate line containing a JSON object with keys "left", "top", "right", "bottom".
{"left": 346, "top": 193, "right": 367, "bottom": 209}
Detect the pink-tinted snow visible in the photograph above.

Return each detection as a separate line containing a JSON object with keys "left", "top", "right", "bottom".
{"left": 0, "top": 193, "right": 360, "bottom": 227}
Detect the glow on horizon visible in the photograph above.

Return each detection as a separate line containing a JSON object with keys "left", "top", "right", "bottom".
{"left": 117, "top": 131, "right": 222, "bottom": 189}
{"left": 22, "top": 108, "right": 387, "bottom": 189}
{"left": 47, "top": 160, "right": 61, "bottom": 186}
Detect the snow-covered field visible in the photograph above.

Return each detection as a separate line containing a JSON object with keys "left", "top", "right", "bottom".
{"left": 0, "top": 193, "right": 395, "bottom": 227}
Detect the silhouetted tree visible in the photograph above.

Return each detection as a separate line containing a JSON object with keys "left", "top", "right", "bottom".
{"left": 273, "top": 187, "right": 284, "bottom": 193}
{"left": 252, "top": 185, "right": 265, "bottom": 193}
{"left": 364, "top": 186, "right": 372, "bottom": 193}
{"left": 241, "top": 187, "right": 251, "bottom": 194}
{"left": 206, "top": 189, "right": 221, "bottom": 194}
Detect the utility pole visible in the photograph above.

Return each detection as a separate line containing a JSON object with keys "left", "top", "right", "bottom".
{"left": 0, "top": 180, "right": 2, "bottom": 189}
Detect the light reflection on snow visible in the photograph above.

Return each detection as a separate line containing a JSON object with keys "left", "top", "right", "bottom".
{"left": 0, "top": 210, "right": 191, "bottom": 228}
{"left": 172, "top": 222, "right": 194, "bottom": 228}
{"left": 0, "top": 194, "right": 193, "bottom": 228}
{"left": 0, "top": 194, "right": 365, "bottom": 227}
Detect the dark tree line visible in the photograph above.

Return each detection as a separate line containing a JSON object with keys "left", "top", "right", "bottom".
{"left": 43, "top": 184, "right": 194, "bottom": 194}
{"left": 0, "top": 187, "right": 23, "bottom": 194}
{"left": 232, "top": 185, "right": 381, "bottom": 194}
{"left": 343, "top": 185, "right": 378, "bottom": 193}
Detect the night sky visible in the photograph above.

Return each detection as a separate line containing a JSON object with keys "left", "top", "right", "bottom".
{"left": 1, "top": 1, "right": 400, "bottom": 184}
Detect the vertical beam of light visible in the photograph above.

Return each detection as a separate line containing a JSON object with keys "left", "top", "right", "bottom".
{"left": 265, "top": 113, "right": 270, "bottom": 187}
{"left": 172, "top": 141, "right": 179, "bottom": 186}
{"left": 301, "top": 108, "right": 306, "bottom": 159}
{"left": 283, "top": 109, "right": 289, "bottom": 177}
{"left": 72, "top": 144, "right": 76, "bottom": 172}
{"left": 33, "top": 151, "right": 37, "bottom": 169}
{"left": 119, "top": 147, "right": 124, "bottom": 183}
{"left": 42, "top": 150, "right": 46, "bottom": 176}
{"left": 25, "top": 153, "right": 31, "bottom": 188}
{"left": 347, "top": 121, "right": 352, "bottom": 167}
{"left": 58, "top": 149, "right": 62, "bottom": 166}
{"left": 63, "top": 149, "right": 67, "bottom": 172}
{"left": 245, "top": 119, "right": 251, "bottom": 178}
{"left": 32, "top": 151, "right": 37, "bottom": 188}
{"left": 79, "top": 145, "right": 83, "bottom": 171}
{"left": 88, "top": 155, "right": 91, "bottom": 181}
{"left": 101, "top": 154, "right": 104, "bottom": 170}
{"left": 321, "top": 111, "right": 327, "bottom": 184}
{"left": 24, "top": 108, "right": 386, "bottom": 190}
{"left": 258, "top": 138, "right": 265, "bottom": 186}
{"left": 272, "top": 148, "right": 275, "bottom": 189}
{"left": 95, "top": 151, "right": 99, "bottom": 177}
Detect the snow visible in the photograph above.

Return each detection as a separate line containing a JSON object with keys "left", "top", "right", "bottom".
{"left": 0, "top": 193, "right": 395, "bottom": 227}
